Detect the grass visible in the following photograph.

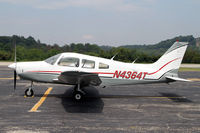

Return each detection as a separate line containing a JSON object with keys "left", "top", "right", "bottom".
{"left": 179, "top": 67, "right": 200, "bottom": 72}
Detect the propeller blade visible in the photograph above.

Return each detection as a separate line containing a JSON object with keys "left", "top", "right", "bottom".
{"left": 12, "top": 37, "right": 17, "bottom": 93}
{"left": 14, "top": 70, "right": 17, "bottom": 91}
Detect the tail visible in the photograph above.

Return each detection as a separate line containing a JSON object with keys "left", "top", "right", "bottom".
{"left": 149, "top": 41, "right": 190, "bottom": 81}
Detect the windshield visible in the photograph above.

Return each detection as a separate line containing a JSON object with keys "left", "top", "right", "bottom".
{"left": 44, "top": 54, "right": 61, "bottom": 65}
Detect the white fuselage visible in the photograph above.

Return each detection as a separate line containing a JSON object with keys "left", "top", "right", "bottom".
{"left": 9, "top": 52, "right": 182, "bottom": 86}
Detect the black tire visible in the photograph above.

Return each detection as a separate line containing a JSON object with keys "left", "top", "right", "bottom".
{"left": 73, "top": 91, "right": 83, "bottom": 101}
{"left": 25, "top": 88, "right": 34, "bottom": 97}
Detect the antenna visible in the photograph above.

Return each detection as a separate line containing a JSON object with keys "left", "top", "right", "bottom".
{"left": 132, "top": 57, "right": 138, "bottom": 63}
{"left": 111, "top": 53, "right": 118, "bottom": 60}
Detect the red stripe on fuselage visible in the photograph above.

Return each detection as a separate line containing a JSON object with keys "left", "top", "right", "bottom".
{"left": 29, "top": 71, "right": 62, "bottom": 73}
{"left": 92, "top": 72, "right": 114, "bottom": 74}
{"left": 28, "top": 58, "right": 180, "bottom": 76}
{"left": 28, "top": 71, "right": 114, "bottom": 75}
{"left": 148, "top": 58, "right": 180, "bottom": 75}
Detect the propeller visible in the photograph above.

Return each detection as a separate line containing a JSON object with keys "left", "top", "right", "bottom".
{"left": 13, "top": 37, "right": 17, "bottom": 91}
{"left": 14, "top": 70, "right": 17, "bottom": 91}
{"left": 8, "top": 37, "right": 17, "bottom": 92}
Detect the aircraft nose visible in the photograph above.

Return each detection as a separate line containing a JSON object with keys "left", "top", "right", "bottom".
{"left": 8, "top": 63, "right": 16, "bottom": 69}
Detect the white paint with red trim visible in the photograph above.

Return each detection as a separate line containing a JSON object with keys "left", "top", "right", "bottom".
{"left": 8, "top": 41, "right": 190, "bottom": 86}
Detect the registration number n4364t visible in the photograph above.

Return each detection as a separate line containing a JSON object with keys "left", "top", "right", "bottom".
{"left": 113, "top": 70, "right": 148, "bottom": 80}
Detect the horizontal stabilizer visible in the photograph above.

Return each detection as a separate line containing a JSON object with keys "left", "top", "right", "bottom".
{"left": 165, "top": 76, "right": 192, "bottom": 82}
{"left": 53, "top": 78, "right": 59, "bottom": 81}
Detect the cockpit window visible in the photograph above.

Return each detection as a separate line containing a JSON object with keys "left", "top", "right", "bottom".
{"left": 99, "top": 62, "right": 109, "bottom": 69}
{"left": 82, "top": 59, "right": 95, "bottom": 69}
{"left": 44, "top": 54, "right": 61, "bottom": 65}
{"left": 58, "top": 57, "right": 79, "bottom": 67}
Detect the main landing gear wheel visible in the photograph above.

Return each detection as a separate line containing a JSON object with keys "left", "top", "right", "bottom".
{"left": 73, "top": 82, "right": 85, "bottom": 101}
{"left": 25, "top": 87, "right": 34, "bottom": 97}
{"left": 73, "top": 91, "right": 83, "bottom": 101}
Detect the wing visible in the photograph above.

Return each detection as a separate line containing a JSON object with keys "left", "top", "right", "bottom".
{"left": 55, "top": 71, "right": 102, "bottom": 86}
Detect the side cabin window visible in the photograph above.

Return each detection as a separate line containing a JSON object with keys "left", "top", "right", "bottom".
{"left": 99, "top": 62, "right": 109, "bottom": 69}
{"left": 58, "top": 57, "right": 79, "bottom": 67}
{"left": 82, "top": 59, "right": 95, "bottom": 69}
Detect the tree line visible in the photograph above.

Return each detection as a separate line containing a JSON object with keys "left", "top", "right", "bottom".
{"left": 0, "top": 35, "right": 199, "bottom": 63}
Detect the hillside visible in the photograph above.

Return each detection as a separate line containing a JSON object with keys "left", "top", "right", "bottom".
{"left": 0, "top": 35, "right": 199, "bottom": 63}
{"left": 121, "top": 35, "right": 198, "bottom": 55}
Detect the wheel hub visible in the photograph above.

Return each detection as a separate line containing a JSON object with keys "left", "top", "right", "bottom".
{"left": 75, "top": 94, "right": 81, "bottom": 100}
{"left": 27, "top": 90, "right": 31, "bottom": 95}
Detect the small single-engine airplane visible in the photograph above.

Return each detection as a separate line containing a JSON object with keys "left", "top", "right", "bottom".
{"left": 9, "top": 41, "right": 190, "bottom": 100}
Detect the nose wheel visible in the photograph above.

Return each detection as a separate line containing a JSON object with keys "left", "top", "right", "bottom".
{"left": 25, "top": 87, "right": 34, "bottom": 97}
{"left": 25, "top": 81, "right": 34, "bottom": 97}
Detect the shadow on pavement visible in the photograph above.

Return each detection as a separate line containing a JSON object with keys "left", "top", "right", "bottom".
{"left": 159, "top": 92, "right": 193, "bottom": 103}
{"left": 60, "top": 86, "right": 104, "bottom": 113}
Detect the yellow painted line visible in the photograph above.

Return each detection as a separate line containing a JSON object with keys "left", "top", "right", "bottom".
{"left": 187, "top": 78, "right": 200, "bottom": 81}
{"left": 0, "top": 78, "right": 13, "bottom": 80}
{"left": 130, "top": 126, "right": 136, "bottom": 129}
{"left": 0, "top": 77, "right": 20, "bottom": 80}
{"left": 29, "top": 87, "right": 53, "bottom": 112}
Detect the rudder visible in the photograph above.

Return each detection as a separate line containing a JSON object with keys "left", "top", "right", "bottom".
{"left": 149, "top": 41, "right": 188, "bottom": 78}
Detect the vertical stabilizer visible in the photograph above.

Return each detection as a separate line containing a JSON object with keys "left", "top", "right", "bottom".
{"left": 148, "top": 41, "right": 188, "bottom": 78}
